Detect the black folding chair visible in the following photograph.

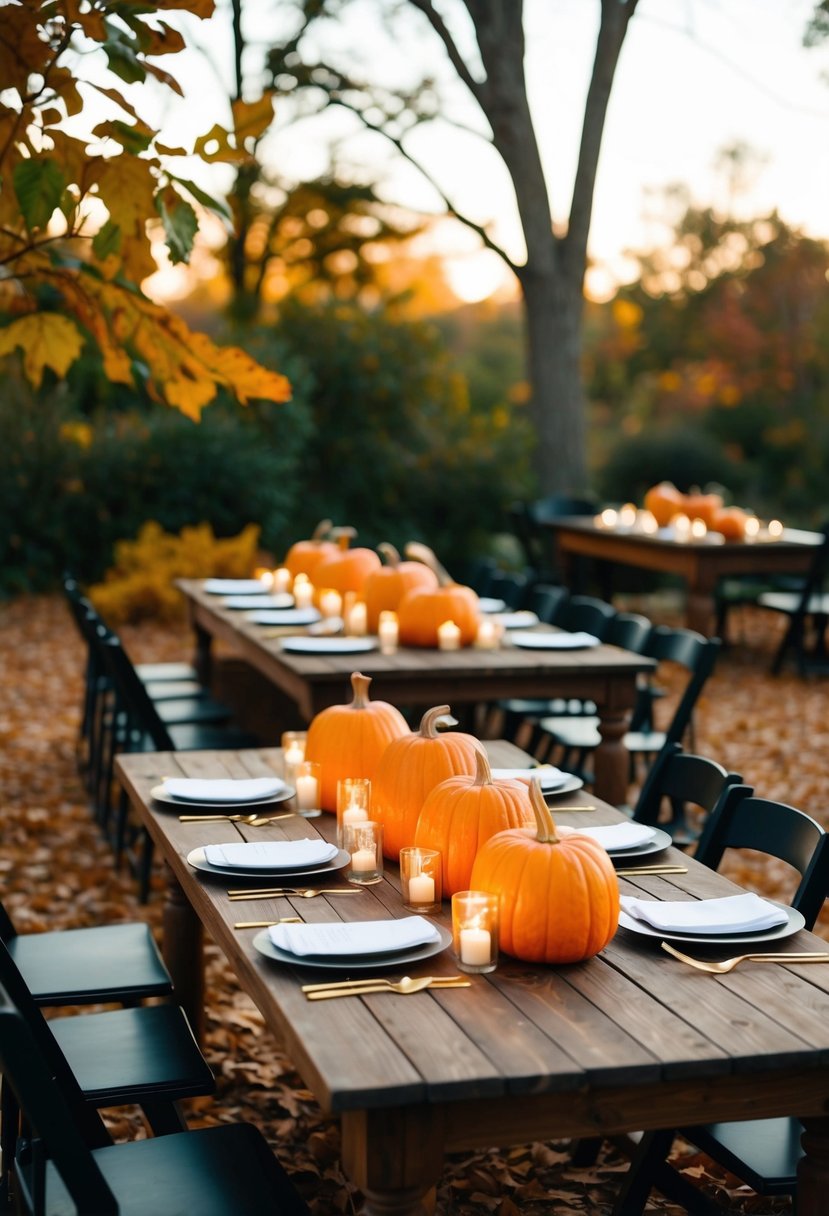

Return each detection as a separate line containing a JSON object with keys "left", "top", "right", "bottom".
{"left": 0, "top": 979, "right": 308, "bottom": 1216}
{"left": 754, "top": 522, "right": 829, "bottom": 675}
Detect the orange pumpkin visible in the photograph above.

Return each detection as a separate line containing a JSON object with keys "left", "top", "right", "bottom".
{"left": 363, "top": 543, "right": 439, "bottom": 633}
{"left": 643, "top": 481, "right": 685, "bottom": 526}
{"left": 283, "top": 520, "right": 339, "bottom": 579}
{"left": 372, "top": 704, "right": 483, "bottom": 860}
{"left": 682, "top": 488, "right": 724, "bottom": 528}
{"left": 414, "top": 750, "right": 535, "bottom": 896}
{"left": 710, "top": 505, "right": 748, "bottom": 540}
{"left": 470, "top": 781, "right": 619, "bottom": 964}
{"left": 310, "top": 528, "right": 381, "bottom": 599}
{"left": 304, "top": 672, "right": 409, "bottom": 811}
{"left": 396, "top": 542, "right": 480, "bottom": 647}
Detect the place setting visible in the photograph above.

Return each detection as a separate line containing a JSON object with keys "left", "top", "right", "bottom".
{"left": 488, "top": 764, "right": 585, "bottom": 799}
{"left": 251, "top": 914, "right": 454, "bottom": 974}
{"left": 509, "top": 629, "right": 600, "bottom": 650}
{"left": 151, "top": 775, "right": 297, "bottom": 813}
{"left": 618, "top": 891, "right": 806, "bottom": 948}
{"left": 186, "top": 837, "right": 351, "bottom": 880}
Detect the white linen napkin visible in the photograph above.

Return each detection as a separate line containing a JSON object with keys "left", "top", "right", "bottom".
{"left": 489, "top": 767, "right": 568, "bottom": 790}
{"left": 164, "top": 777, "right": 287, "bottom": 803}
{"left": 203, "top": 578, "right": 266, "bottom": 594}
{"left": 269, "top": 916, "right": 440, "bottom": 957}
{"left": 573, "top": 822, "right": 657, "bottom": 852}
{"left": 204, "top": 840, "right": 338, "bottom": 869}
{"left": 222, "top": 594, "right": 294, "bottom": 609}
{"left": 620, "top": 892, "right": 788, "bottom": 935}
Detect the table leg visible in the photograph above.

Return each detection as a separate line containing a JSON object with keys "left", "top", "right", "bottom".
{"left": 593, "top": 708, "right": 629, "bottom": 808}
{"left": 797, "top": 1117, "right": 829, "bottom": 1214}
{"left": 341, "top": 1107, "right": 444, "bottom": 1216}
{"left": 161, "top": 862, "right": 205, "bottom": 1043}
{"left": 685, "top": 571, "right": 717, "bottom": 637}
{"left": 193, "top": 621, "right": 213, "bottom": 687}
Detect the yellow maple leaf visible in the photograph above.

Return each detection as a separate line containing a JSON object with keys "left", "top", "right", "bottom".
{"left": 0, "top": 314, "right": 85, "bottom": 388}
{"left": 232, "top": 95, "right": 276, "bottom": 145}
{"left": 96, "top": 156, "right": 157, "bottom": 230}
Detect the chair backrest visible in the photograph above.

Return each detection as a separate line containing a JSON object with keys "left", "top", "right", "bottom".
{"left": 487, "top": 568, "right": 533, "bottom": 609}
{"left": 772, "top": 522, "right": 829, "bottom": 674}
{"left": 640, "top": 625, "right": 721, "bottom": 745}
{"left": 606, "top": 612, "right": 652, "bottom": 654}
{"left": 632, "top": 742, "right": 744, "bottom": 830}
{"left": 529, "top": 583, "right": 569, "bottom": 624}
{"left": 0, "top": 981, "right": 117, "bottom": 1214}
{"left": 530, "top": 494, "right": 599, "bottom": 523}
{"left": 96, "top": 627, "right": 176, "bottom": 753}
{"left": 695, "top": 785, "right": 829, "bottom": 930}
{"left": 554, "top": 594, "right": 617, "bottom": 640}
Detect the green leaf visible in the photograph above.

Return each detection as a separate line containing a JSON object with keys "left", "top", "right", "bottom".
{"left": 171, "top": 175, "right": 232, "bottom": 222}
{"left": 103, "top": 19, "right": 146, "bottom": 85}
{"left": 92, "top": 118, "right": 154, "bottom": 155}
{"left": 92, "top": 219, "right": 122, "bottom": 260}
{"left": 155, "top": 191, "right": 198, "bottom": 264}
{"left": 13, "top": 159, "right": 66, "bottom": 232}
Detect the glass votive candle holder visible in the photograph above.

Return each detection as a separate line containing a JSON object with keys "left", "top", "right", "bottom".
{"left": 451, "top": 890, "right": 499, "bottom": 974}
{"left": 293, "top": 760, "right": 322, "bottom": 818}
{"left": 344, "top": 820, "right": 383, "bottom": 884}
{"left": 336, "top": 777, "right": 371, "bottom": 848}
{"left": 281, "top": 730, "right": 307, "bottom": 781}
{"left": 400, "top": 847, "right": 442, "bottom": 913}
{"left": 378, "top": 610, "right": 399, "bottom": 653}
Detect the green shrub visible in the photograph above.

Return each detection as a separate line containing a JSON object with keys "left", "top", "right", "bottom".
{"left": 596, "top": 425, "right": 748, "bottom": 506}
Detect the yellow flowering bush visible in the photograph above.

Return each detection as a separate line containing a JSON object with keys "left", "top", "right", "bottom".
{"left": 88, "top": 521, "right": 261, "bottom": 624}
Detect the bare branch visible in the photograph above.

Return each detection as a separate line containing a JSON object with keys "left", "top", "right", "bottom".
{"left": 405, "top": 0, "right": 485, "bottom": 104}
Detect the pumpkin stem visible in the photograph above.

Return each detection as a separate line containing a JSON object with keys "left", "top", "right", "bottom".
{"left": 349, "top": 672, "right": 373, "bottom": 708}
{"left": 472, "top": 748, "right": 493, "bottom": 787}
{"left": 529, "top": 780, "right": 559, "bottom": 844}
{"left": 377, "top": 542, "right": 401, "bottom": 568}
{"left": 418, "top": 704, "right": 453, "bottom": 738}
{"left": 332, "top": 525, "right": 357, "bottom": 551}
{"left": 404, "top": 542, "right": 454, "bottom": 587}
{"left": 311, "top": 519, "right": 333, "bottom": 541}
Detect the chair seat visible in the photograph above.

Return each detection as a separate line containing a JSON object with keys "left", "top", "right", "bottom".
{"left": 7, "top": 921, "right": 172, "bottom": 1006}
{"left": 37, "top": 1122, "right": 308, "bottom": 1216}
{"left": 156, "top": 697, "right": 233, "bottom": 726}
{"left": 135, "top": 662, "right": 199, "bottom": 683}
{"left": 539, "top": 718, "right": 667, "bottom": 756}
{"left": 143, "top": 680, "right": 210, "bottom": 702}
{"left": 687, "top": 1117, "right": 802, "bottom": 1195}
{"left": 49, "top": 1003, "right": 214, "bottom": 1105}
{"left": 757, "top": 591, "right": 829, "bottom": 615}
{"left": 165, "top": 723, "right": 261, "bottom": 751}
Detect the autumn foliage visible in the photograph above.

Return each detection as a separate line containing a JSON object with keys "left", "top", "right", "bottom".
{"left": 0, "top": 0, "right": 291, "bottom": 417}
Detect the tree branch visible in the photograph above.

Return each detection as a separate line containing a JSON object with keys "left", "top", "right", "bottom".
{"left": 405, "top": 0, "right": 486, "bottom": 104}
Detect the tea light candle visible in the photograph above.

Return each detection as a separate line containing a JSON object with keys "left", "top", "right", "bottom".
{"left": 257, "top": 568, "right": 275, "bottom": 589}
{"left": 351, "top": 846, "right": 377, "bottom": 872}
{"left": 618, "top": 502, "right": 637, "bottom": 529}
{"left": 342, "top": 802, "right": 369, "bottom": 827}
{"left": 346, "top": 601, "right": 368, "bottom": 637}
{"left": 768, "top": 519, "right": 784, "bottom": 539}
{"left": 475, "top": 619, "right": 499, "bottom": 650}
{"left": 319, "top": 588, "right": 342, "bottom": 618}
{"left": 273, "top": 566, "right": 292, "bottom": 593}
{"left": 378, "top": 610, "right": 399, "bottom": 652}
{"left": 293, "top": 574, "right": 313, "bottom": 608}
{"left": 407, "top": 872, "right": 436, "bottom": 904}
{"left": 295, "top": 772, "right": 318, "bottom": 811}
{"left": 437, "top": 620, "right": 461, "bottom": 651}
{"left": 672, "top": 513, "right": 691, "bottom": 542}
{"left": 459, "top": 927, "right": 491, "bottom": 967}
{"left": 599, "top": 507, "right": 618, "bottom": 529}
{"left": 284, "top": 743, "right": 304, "bottom": 766}
{"left": 638, "top": 509, "right": 659, "bottom": 534}
{"left": 690, "top": 518, "right": 708, "bottom": 539}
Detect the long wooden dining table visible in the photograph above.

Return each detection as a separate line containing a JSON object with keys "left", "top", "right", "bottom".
{"left": 177, "top": 579, "right": 656, "bottom": 807}
{"left": 116, "top": 745, "right": 829, "bottom": 1216}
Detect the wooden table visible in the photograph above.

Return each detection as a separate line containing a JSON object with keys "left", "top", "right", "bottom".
{"left": 543, "top": 517, "right": 821, "bottom": 635}
{"left": 117, "top": 747, "right": 829, "bottom": 1216}
{"left": 178, "top": 579, "right": 655, "bottom": 807}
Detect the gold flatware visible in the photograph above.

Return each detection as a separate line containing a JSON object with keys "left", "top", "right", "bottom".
{"left": 178, "top": 812, "right": 296, "bottom": 824}
{"left": 227, "top": 887, "right": 364, "bottom": 900}
{"left": 661, "top": 941, "right": 829, "bottom": 974}
{"left": 615, "top": 865, "right": 688, "bottom": 876}
{"left": 545, "top": 804, "right": 597, "bottom": 811}
{"left": 234, "top": 918, "right": 304, "bottom": 929}
{"left": 303, "top": 976, "right": 471, "bottom": 999}
{"left": 301, "top": 973, "right": 466, "bottom": 993}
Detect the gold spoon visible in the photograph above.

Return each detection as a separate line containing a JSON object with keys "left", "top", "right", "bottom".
{"left": 660, "top": 940, "right": 829, "bottom": 974}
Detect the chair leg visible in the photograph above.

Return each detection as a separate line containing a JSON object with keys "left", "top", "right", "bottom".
{"left": 140, "top": 1098, "right": 189, "bottom": 1136}
{"left": 611, "top": 1129, "right": 722, "bottom": 1216}
{"left": 571, "top": 1136, "right": 602, "bottom": 1167}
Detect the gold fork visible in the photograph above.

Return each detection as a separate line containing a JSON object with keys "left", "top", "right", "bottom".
{"left": 660, "top": 941, "right": 829, "bottom": 974}
{"left": 178, "top": 812, "right": 296, "bottom": 824}
{"left": 227, "top": 888, "right": 363, "bottom": 900}
{"left": 302, "top": 975, "right": 470, "bottom": 999}
{"left": 234, "top": 917, "right": 304, "bottom": 929}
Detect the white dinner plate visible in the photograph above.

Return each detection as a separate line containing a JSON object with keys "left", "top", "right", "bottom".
{"left": 246, "top": 608, "right": 322, "bottom": 626}
{"left": 510, "top": 631, "right": 600, "bottom": 650}
{"left": 222, "top": 594, "right": 294, "bottom": 610}
{"left": 494, "top": 611, "right": 540, "bottom": 629}
{"left": 203, "top": 579, "right": 266, "bottom": 595}
{"left": 280, "top": 637, "right": 378, "bottom": 655}
{"left": 542, "top": 775, "right": 585, "bottom": 799}
{"left": 251, "top": 922, "right": 453, "bottom": 971}
{"left": 477, "top": 597, "right": 507, "bottom": 614}
{"left": 151, "top": 785, "right": 295, "bottom": 810}
{"left": 489, "top": 767, "right": 570, "bottom": 792}
{"left": 618, "top": 902, "right": 805, "bottom": 947}
{"left": 186, "top": 846, "right": 350, "bottom": 880}
{"left": 606, "top": 827, "right": 672, "bottom": 858}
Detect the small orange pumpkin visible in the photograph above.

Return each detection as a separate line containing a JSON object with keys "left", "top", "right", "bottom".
{"left": 710, "top": 505, "right": 748, "bottom": 540}
{"left": 304, "top": 672, "right": 410, "bottom": 811}
{"left": 371, "top": 704, "right": 483, "bottom": 860}
{"left": 363, "top": 543, "right": 439, "bottom": 633}
{"left": 682, "top": 488, "right": 724, "bottom": 528}
{"left": 311, "top": 528, "right": 381, "bottom": 599}
{"left": 283, "top": 520, "right": 339, "bottom": 579}
{"left": 396, "top": 543, "right": 480, "bottom": 648}
{"left": 470, "top": 781, "right": 619, "bottom": 964}
{"left": 414, "top": 750, "right": 535, "bottom": 896}
{"left": 643, "top": 481, "right": 685, "bottom": 527}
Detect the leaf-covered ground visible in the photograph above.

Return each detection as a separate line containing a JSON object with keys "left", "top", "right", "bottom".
{"left": 1, "top": 593, "right": 825, "bottom": 1215}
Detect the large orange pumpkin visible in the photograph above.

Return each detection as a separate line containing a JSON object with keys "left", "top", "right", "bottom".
{"left": 414, "top": 749, "right": 534, "bottom": 896}
{"left": 310, "top": 528, "right": 381, "bottom": 599}
{"left": 683, "top": 488, "right": 724, "bottom": 528}
{"left": 283, "top": 520, "right": 339, "bottom": 579}
{"left": 470, "top": 781, "right": 619, "bottom": 963}
{"left": 643, "top": 481, "right": 685, "bottom": 526}
{"left": 396, "top": 543, "right": 480, "bottom": 647}
{"left": 371, "top": 704, "right": 483, "bottom": 860}
{"left": 304, "top": 672, "right": 410, "bottom": 811}
{"left": 710, "top": 505, "right": 748, "bottom": 540}
{"left": 363, "top": 543, "right": 439, "bottom": 633}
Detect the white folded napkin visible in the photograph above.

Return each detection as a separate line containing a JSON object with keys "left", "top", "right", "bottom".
{"left": 489, "top": 766, "right": 568, "bottom": 790}
{"left": 620, "top": 892, "right": 788, "bottom": 935}
{"left": 222, "top": 594, "right": 294, "bottom": 609}
{"left": 246, "top": 608, "right": 321, "bottom": 626}
{"left": 269, "top": 916, "right": 440, "bottom": 957}
{"left": 203, "top": 578, "right": 266, "bottom": 594}
{"left": 573, "top": 822, "right": 657, "bottom": 852}
{"left": 164, "top": 777, "right": 287, "bottom": 803}
{"left": 494, "top": 610, "right": 540, "bottom": 629}
{"left": 204, "top": 840, "right": 339, "bottom": 869}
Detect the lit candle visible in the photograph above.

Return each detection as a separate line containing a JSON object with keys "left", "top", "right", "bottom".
{"left": 672, "top": 512, "right": 691, "bottom": 542}
{"left": 346, "top": 601, "right": 368, "bottom": 637}
{"left": 459, "top": 927, "right": 491, "bottom": 967}
{"left": 768, "top": 519, "right": 784, "bottom": 539}
{"left": 293, "top": 574, "right": 313, "bottom": 608}
{"left": 638, "top": 509, "right": 659, "bottom": 534}
{"left": 319, "top": 588, "right": 342, "bottom": 619}
{"left": 342, "top": 802, "right": 369, "bottom": 827}
{"left": 378, "top": 610, "right": 399, "bottom": 652}
{"left": 618, "top": 503, "right": 637, "bottom": 529}
{"left": 295, "top": 773, "right": 318, "bottom": 812}
{"left": 273, "top": 566, "right": 292, "bottom": 593}
{"left": 690, "top": 518, "right": 708, "bottom": 539}
{"left": 350, "top": 846, "right": 377, "bottom": 872}
{"left": 257, "top": 568, "right": 274, "bottom": 589}
{"left": 744, "top": 515, "right": 760, "bottom": 541}
{"left": 437, "top": 620, "right": 461, "bottom": 651}
{"left": 407, "top": 873, "right": 436, "bottom": 904}
{"left": 475, "top": 619, "right": 499, "bottom": 650}
{"left": 600, "top": 507, "right": 618, "bottom": 529}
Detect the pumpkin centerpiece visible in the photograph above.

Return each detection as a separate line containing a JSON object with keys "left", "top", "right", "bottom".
{"left": 310, "top": 527, "right": 381, "bottom": 600}
{"left": 283, "top": 520, "right": 339, "bottom": 580}
{"left": 363, "top": 543, "right": 439, "bottom": 634}
{"left": 643, "top": 481, "right": 685, "bottom": 527}
{"left": 372, "top": 704, "right": 482, "bottom": 861}
{"left": 304, "top": 672, "right": 409, "bottom": 811}
{"left": 414, "top": 749, "right": 534, "bottom": 896}
{"left": 710, "top": 505, "right": 748, "bottom": 540}
{"left": 682, "top": 487, "right": 724, "bottom": 528}
{"left": 396, "top": 542, "right": 480, "bottom": 648}
{"left": 470, "top": 781, "right": 619, "bottom": 964}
